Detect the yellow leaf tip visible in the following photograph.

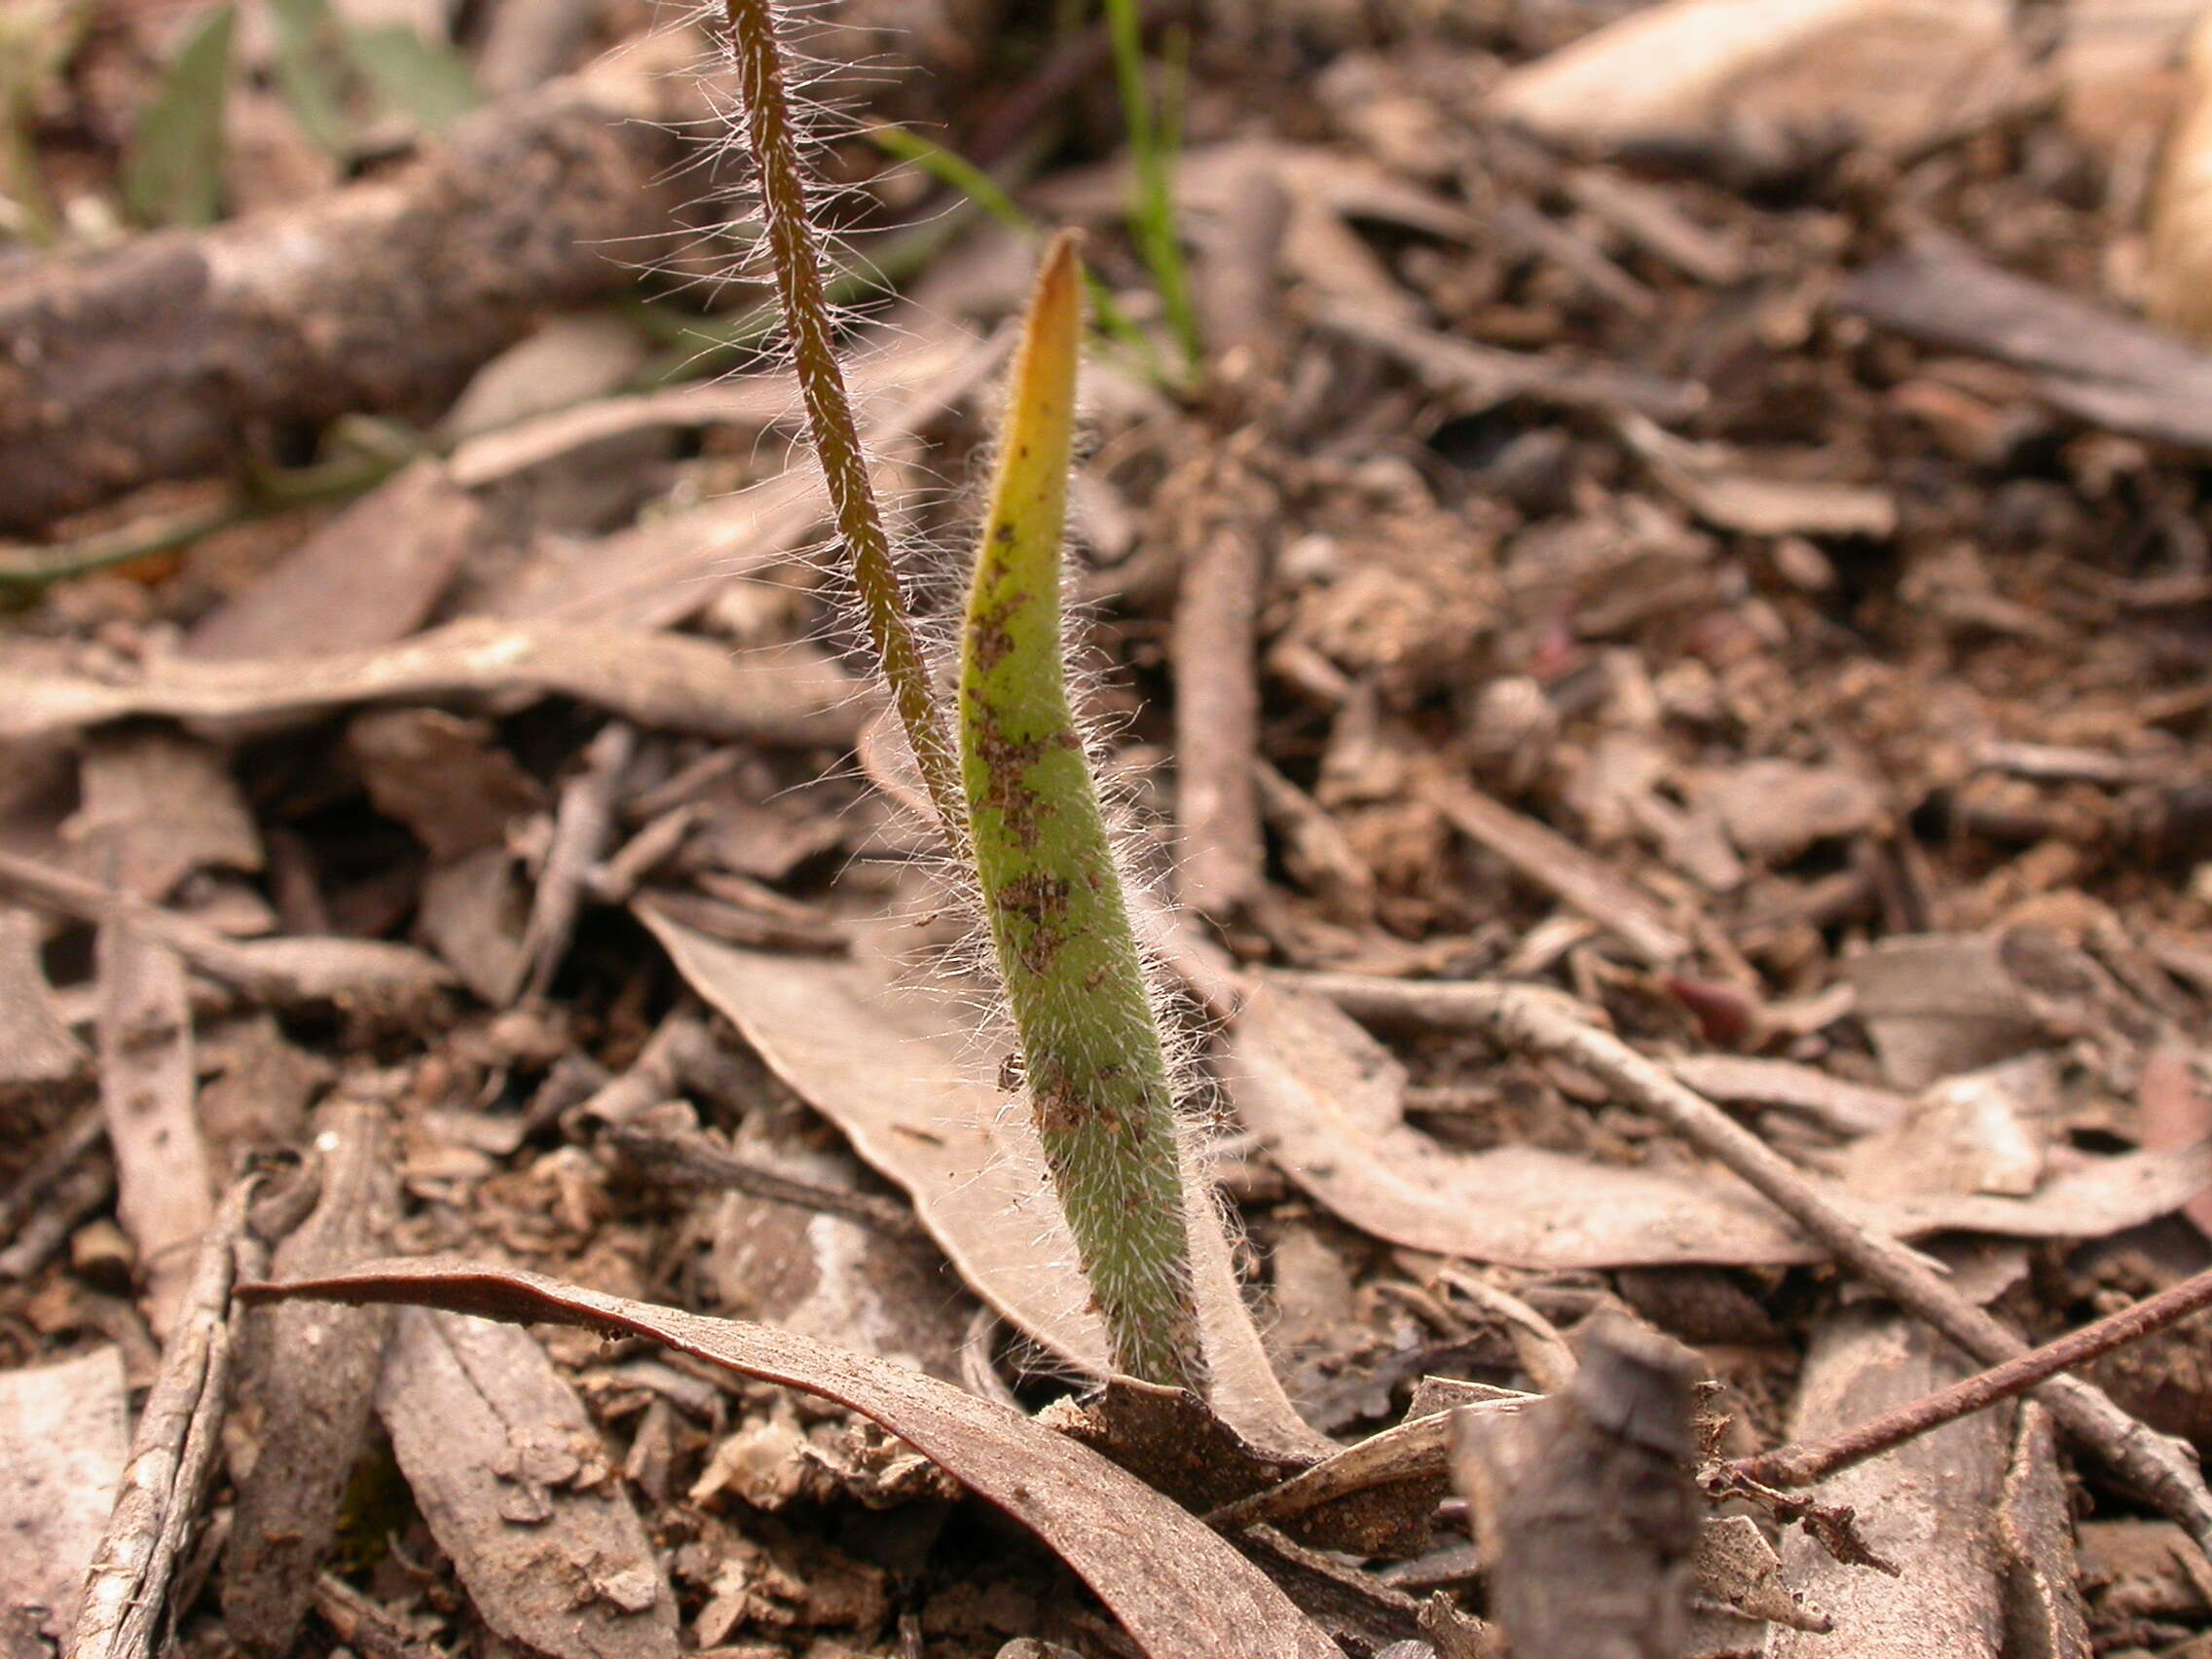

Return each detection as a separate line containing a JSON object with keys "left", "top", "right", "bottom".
{"left": 1036, "top": 227, "right": 1085, "bottom": 316}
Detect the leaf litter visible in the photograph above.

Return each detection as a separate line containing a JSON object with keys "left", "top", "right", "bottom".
{"left": 240, "top": 1259, "right": 1342, "bottom": 1659}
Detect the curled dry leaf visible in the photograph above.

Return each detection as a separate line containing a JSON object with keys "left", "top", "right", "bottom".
{"left": 240, "top": 1259, "right": 1343, "bottom": 1659}
{"left": 1489, "top": 0, "right": 2022, "bottom": 177}
{"left": 0, "top": 621, "right": 862, "bottom": 748}
{"left": 374, "top": 1307, "right": 679, "bottom": 1659}
{"left": 0, "top": 1346, "right": 129, "bottom": 1651}
{"left": 183, "top": 462, "right": 480, "bottom": 663}
{"left": 95, "top": 921, "right": 211, "bottom": 1338}
{"left": 1844, "top": 1054, "right": 2058, "bottom": 1202}
{"left": 636, "top": 905, "right": 1327, "bottom": 1459}
{"left": 70, "top": 727, "right": 263, "bottom": 901}
{"left": 2137, "top": 1043, "right": 2212, "bottom": 1238}
{"left": 0, "top": 905, "right": 84, "bottom": 1097}
{"left": 1204, "top": 1391, "right": 1517, "bottom": 1551}
{"left": 2146, "top": 11, "right": 2212, "bottom": 344}
{"left": 1691, "top": 1515, "right": 1831, "bottom": 1641}
{"left": 1695, "top": 758, "right": 1885, "bottom": 866}
{"left": 349, "top": 709, "right": 546, "bottom": 863}
{"left": 1228, "top": 984, "right": 2212, "bottom": 1270}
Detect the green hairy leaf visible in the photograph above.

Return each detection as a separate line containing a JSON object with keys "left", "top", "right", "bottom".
{"left": 958, "top": 232, "right": 1204, "bottom": 1389}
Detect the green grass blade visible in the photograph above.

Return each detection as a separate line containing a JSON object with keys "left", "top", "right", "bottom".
{"left": 1103, "top": 0, "right": 1198, "bottom": 375}
{"left": 865, "top": 123, "right": 1163, "bottom": 379}
{"left": 122, "top": 3, "right": 236, "bottom": 229}
{"left": 958, "top": 230, "right": 1203, "bottom": 1390}
{"left": 867, "top": 123, "right": 1029, "bottom": 234}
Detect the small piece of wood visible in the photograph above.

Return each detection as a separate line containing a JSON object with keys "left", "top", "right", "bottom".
{"left": 1454, "top": 1312, "right": 1704, "bottom": 1659}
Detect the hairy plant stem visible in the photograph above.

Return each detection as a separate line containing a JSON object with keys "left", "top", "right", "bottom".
{"left": 961, "top": 233, "right": 1204, "bottom": 1390}
{"left": 721, "top": 0, "right": 964, "bottom": 834}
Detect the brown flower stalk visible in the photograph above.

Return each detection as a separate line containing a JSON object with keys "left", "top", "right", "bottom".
{"left": 721, "top": 0, "right": 965, "bottom": 834}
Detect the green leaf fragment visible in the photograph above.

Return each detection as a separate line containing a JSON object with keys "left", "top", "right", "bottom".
{"left": 268, "top": 0, "right": 356, "bottom": 160}
{"left": 958, "top": 230, "right": 1204, "bottom": 1390}
{"left": 348, "top": 27, "right": 482, "bottom": 134}
{"left": 122, "top": 3, "right": 236, "bottom": 229}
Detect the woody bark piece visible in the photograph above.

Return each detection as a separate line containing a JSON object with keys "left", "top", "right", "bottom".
{"left": 1453, "top": 1312, "right": 1703, "bottom": 1659}
{"left": 1769, "top": 1309, "right": 2009, "bottom": 1659}
{"left": 221, "top": 1104, "right": 398, "bottom": 1656}
{"left": 1998, "top": 1405, "right": 2093, "bottom": 1659}
{"left": 0, "top": 63, "right": 695, "bottom": 535}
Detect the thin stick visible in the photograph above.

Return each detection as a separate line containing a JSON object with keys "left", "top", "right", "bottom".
{"left": 721, "top": 0, "right": 964, "bottom": 836}
{"left": 1290, "top": 972, "right": 2212, "bottom": 1556}
{"left": 1171, "top": 476, "right": 1267, "bottom": 915}
{"left": 1735, "top": 1263, "right": 2212, "bottom": 1490}
{"left": 70, "top": 1179, "right": 256, "bottom": 1659}
{"left": 605, "top": 1120, "right": 926, "bottom": 1241}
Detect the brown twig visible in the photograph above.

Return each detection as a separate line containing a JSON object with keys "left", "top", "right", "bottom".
{"left": 0, "top": 846, "right": 451, "bottom": 1008}
{"left": 1290, "top": 971, "right": 2212, "bottom": 1556}
{"left": 1170, "top": 442, "right": 1270, "bottom": 917}
{"left": 604, "top": 1120, "right": 926, "bottom": 1240}
{"left": 1733, "top": 1263, "right": 2212, "bottom": 1491}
